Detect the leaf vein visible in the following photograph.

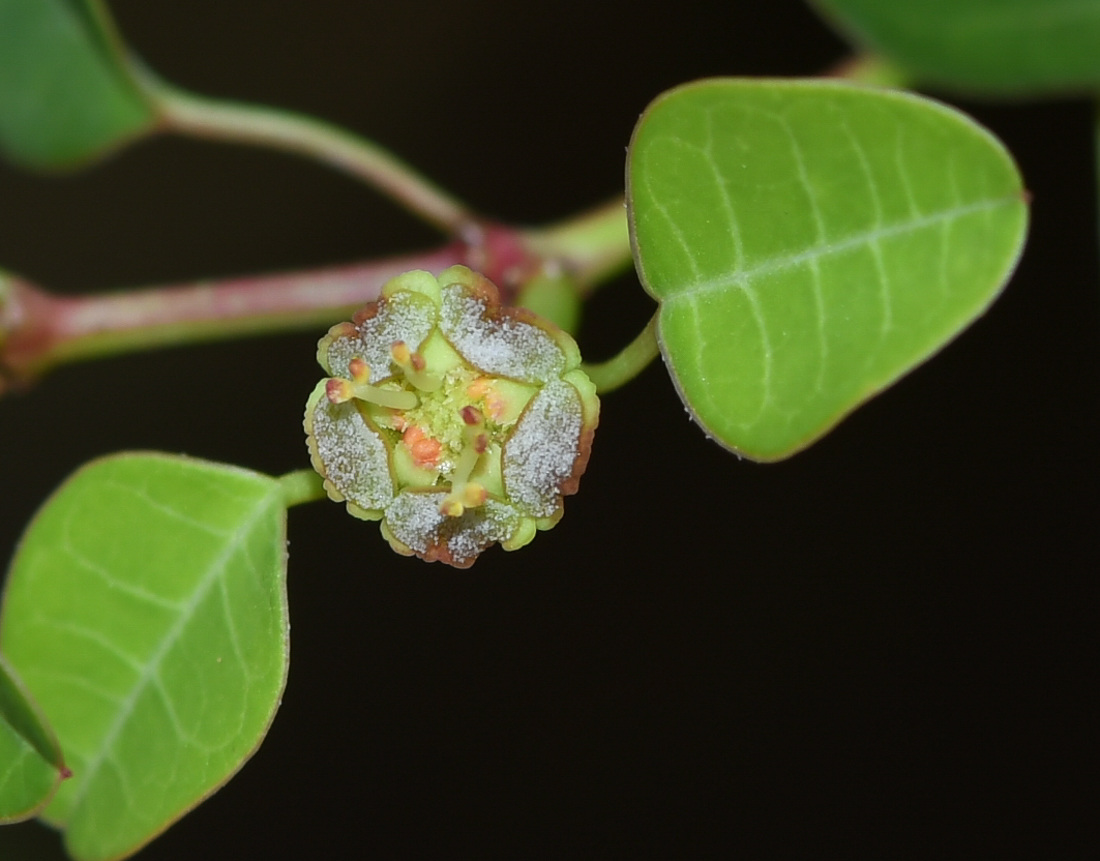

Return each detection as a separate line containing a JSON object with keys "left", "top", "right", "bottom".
{"left": 664, "top": 196, "right": 1015, "bottom": 299}
{"left": 61, "top": 489, "right": 280, "bottom": 817}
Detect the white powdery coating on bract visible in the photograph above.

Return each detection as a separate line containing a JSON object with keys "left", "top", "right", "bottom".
{"left": 439, "top": 284, "right": 564, "bottom": 383}
{"left": 328, "top": 291, "right": 437, "bottom": 383}
{"left": 502, "top": 379, "right": 582, "bottom": 518}
{"left": 386, "top": 492, "right": 521, "bottom": 563}
{"left": 311, "top": 400, "right": 394, "bottom": 510}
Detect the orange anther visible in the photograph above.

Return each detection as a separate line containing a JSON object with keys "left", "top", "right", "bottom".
{"left": 403, "top": 426, "right": 442, "bottom": 468}
{"left": 483, "top": 392, "right": 506, "bottom": 420}
{"left": 411, "top": 438, "right": 442, "bottom": 467}
{"left": 467, "top": 377, "right": 507, "bottom": 420}
{"left": 348, "top": 357, "right": 370, "bottom": 382}
{"left": 466, "top": 377, "right": 491, "bottom": 398}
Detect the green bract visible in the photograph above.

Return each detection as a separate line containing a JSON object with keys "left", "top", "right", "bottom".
{"left": 304, "top": 266, "right": 599, "bottom": 568}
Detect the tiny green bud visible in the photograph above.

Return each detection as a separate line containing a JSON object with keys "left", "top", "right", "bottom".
{"left": 515, "top": 271, "right": 582, "bottom": 336}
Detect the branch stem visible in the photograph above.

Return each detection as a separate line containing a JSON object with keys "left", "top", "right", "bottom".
{"left": 141, "top": 72, "right": 474, "bottom": 234}
{"left": 581, "top": 312, "right": 661, "bottom": 393}
{"left": 522, "top": 197, "right": 632, "bottom": 291}
{"left": 1, "top": 245, "right": 464, "bottom": 380}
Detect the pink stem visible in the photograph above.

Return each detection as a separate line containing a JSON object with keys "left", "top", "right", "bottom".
{"left": 1, "top": 243, "right": 467, "bottom": 383}
{"left": 0, "top": 206, "right": 624, "bottom": 389}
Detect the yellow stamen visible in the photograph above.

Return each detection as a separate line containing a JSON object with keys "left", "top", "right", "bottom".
{"left": 461, "top": 482, "right": 488, "bottom": 507}
{"left": 325, "top": 369, "right": 418, "bottom": 411}
{"left": 467, "top": 377, "right": 507, "bottom": 420}
{"left": 440, "top": 430, "right": 488, "bottom": 517}
{"left": 348, "top": 357, "right": 371, "bottom": 382}
{"left": 390, "top": 340, "right": 441, "bottom": 392}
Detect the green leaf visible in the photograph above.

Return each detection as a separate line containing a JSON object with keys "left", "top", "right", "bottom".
{"left": 0, "top": 653, "right": 67, "bottom": 823}
{"left": 0, "top": 0, "right": 156, "bottom": 168}
{"left": 812, "top": 0, "right": 1100, "bottom": 96}
{"left": 0, "top": 453, "right": 291, "bottom": 861}
{"left": 628, "top": 79, "right": 1027, "bottom": 461}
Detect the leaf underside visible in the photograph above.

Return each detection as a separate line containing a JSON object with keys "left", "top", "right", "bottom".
{"left": 812, "top": 0, "right": 1100, "bottom": 95}
{"left": 0, "top": 453, "right": 290, "bottom": 861}
{"left": 628, "top": 79, "right": 1027, "bottom": 460}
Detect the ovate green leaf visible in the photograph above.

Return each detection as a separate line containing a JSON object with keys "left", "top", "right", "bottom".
{"left": 628, "top": 79, "right": 1027, "bottom": 461}
{"left": 812, "top": 0, "right": 1100, "bottom": 96}
{"left": 0, "top": 0, "right": 156, "bottom": 168}
{"left": 0, "top": 453, "right": 290, "bottom": 860}
{"left": 0, "top": 654, "right": 67, "bottom": 823}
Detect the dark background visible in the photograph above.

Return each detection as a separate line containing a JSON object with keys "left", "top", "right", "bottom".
{"left": 1, "top": 1, "right": 1096, "bottom": 857}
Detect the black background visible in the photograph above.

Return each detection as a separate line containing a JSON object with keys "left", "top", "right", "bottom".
{"left": 1, "top": 1, "right": 1096, "bottom": 858}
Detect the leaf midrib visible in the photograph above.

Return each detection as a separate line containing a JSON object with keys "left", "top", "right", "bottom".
{"left": 652, "top": 193, "right": 1021, "bottom": 301}
{"left": 60, "top": 485, "right": 279, "bottom": 823}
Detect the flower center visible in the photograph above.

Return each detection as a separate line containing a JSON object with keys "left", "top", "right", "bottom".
{"left": 325, "top": 337, "right": 536, "bottom": 517}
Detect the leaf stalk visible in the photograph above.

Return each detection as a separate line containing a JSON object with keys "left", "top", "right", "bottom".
{"left": 581, "top": 312, "right": 661, "bottom": 393}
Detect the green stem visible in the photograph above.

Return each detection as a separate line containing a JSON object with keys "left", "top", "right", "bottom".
{"left": 581, "top": 312, "right": 660, "bottom": 393}
{"left": 278, "top": 469, "right": 327, "bottom": 507}
{"left": 522, "top": 197, "right": 633, "bottom": 292}
{"left": 138, "top": 69, "right": 473, "bottom": 235}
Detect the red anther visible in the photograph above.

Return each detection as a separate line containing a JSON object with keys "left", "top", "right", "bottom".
{"left": 460, "top": 405, "right": 484, "bottom": 426}
{"left": 410, "top": 352, "right": 427, "bottom": 372}
{"left": 474, "top": 432, "right": 489, "bottom": 454}
{"left": 325, "top": 378, "right": 351, "bottom": 404}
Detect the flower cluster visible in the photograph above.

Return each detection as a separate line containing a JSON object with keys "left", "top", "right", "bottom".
{"left": 304, "top": 266, "right": 598, "bottom": 567}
